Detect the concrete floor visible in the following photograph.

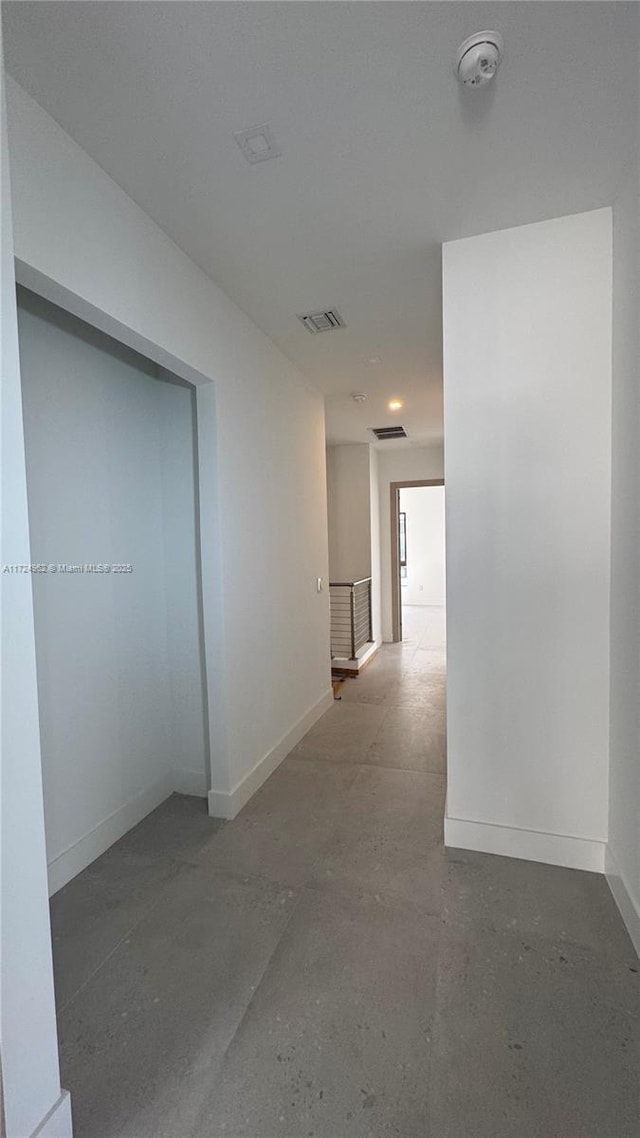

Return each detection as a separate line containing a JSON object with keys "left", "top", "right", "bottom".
{"left": 51, "top": 606, "right": 639, "bottom": 1138}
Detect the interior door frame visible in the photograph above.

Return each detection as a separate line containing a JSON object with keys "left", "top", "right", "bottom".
{"left": 390, "top": 479, "right": 444, "bottom": 642}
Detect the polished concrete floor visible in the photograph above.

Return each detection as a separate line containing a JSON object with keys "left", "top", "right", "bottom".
{"left": 51, "top": 606, "right": 639, "bottom": 1138}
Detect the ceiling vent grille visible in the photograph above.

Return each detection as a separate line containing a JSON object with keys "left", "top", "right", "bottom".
{"left": 370, "top": 425, "right": 408, "bottom": 441}
{"left": 297, "top": 309, "right": 345, "bottom": 334}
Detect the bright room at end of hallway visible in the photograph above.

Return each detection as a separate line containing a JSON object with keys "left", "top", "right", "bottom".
{"left": 397, "top": 482, "right": 445, "bottom": 649}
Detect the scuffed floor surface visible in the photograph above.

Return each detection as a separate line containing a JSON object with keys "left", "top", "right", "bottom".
{"left": 51, "top": 607, "right": 639, "bottom": 1138}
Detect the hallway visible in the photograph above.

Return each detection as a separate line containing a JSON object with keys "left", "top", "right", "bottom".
{"left": 52, "top": 607, "right": 638, "bottom": 1138}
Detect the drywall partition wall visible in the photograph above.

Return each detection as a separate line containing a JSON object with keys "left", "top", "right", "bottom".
{"left": 377, "top": 445, "right": 444, "bottom": 641}
{"left": 6, "top": 77, "right": 332, "bottom": 824}
{"left": 443, "top": 208, "right": 612, "bottom": 873}
{"left": 326, "top": 443, "right": 382, "bottom": 648}
{"left": 326, "top": 444, "right": 373, "bottom": 583}
{"left": 399, "top": 485, "right": 445, "bottom": 606}
{"left": 369, "top": 446, "right": 382, "bottom": 644}
{"left": 0, "top": 50, "right": 70, "bottom": 1138}
{"left": 607, "top": 149, "right": 640, "bottom": 954}
{"left": 17, "top": 288, "right": 208, "bottom": 891}
{"left": 157, "top": 373, "right": 210, "bottom": 798}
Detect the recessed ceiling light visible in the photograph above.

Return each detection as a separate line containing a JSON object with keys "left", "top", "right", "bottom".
{"left": 388, "top": 399, "right": 403, "bottom": 411}
{"left": 233, "top": 124, "right": 281, "bottom": 164}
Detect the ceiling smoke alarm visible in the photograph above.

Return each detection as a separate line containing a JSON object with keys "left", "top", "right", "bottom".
{"left": 351, "top": 392, "right": 367, "bottom": 403}
{"left": 455, "top": 31, "right": 504, "bottom": 88}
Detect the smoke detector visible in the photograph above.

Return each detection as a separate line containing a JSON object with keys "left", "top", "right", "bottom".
{"left": 351, "top": 392, "right": 367, "bottom": 403}
{"left": 455, "top": 31, "right": 504, "bottom": 88}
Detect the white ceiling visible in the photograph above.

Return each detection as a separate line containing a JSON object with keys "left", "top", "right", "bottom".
{"left": 3, "top": 2, "right": 638, "bottom": 446}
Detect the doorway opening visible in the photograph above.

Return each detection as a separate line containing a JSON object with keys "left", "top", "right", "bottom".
{"left": 17, "top": 285, "right": 211, "bottom": 895}
{"left": 390, "top": 479, "right": 445, "bottom": 646}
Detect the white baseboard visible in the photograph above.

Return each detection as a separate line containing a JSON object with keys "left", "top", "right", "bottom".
{"left": 208, "top": 688, "right": 334, "bottom": 820}
{"left": 444, "top": 815, "right": 606, "bottom": 873}
{"left": 402, "top": 602, "right": 445, "bottom": 608}
{"left": 47, "top": 775, "right": 172, "bottom": 895}
{"left": 331, "top": 639, "right": 381, "bottom": 674}
{"left": 605, "top": 846, "right": 640, "bottom": 959}
{"left": 30, "top": 1090, "right": 72, "bottom": 1138}
{"left": 170, "top": 767, "right": 208, "bottom": 797}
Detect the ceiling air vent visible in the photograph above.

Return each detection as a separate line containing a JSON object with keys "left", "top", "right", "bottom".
{"left": 297, "top": 309, "right": 345, "bottom": 334}
{"left": 370, "top": 425, "right": 408, "bottom": 441}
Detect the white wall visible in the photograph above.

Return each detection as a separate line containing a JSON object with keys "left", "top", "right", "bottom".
{"left": 157, "top": 370, "right": 209, "bottom": 792}
{"left": 2, "top": 72, "right": 332, "bottom": 1132}
{"left": 326, "top": 442, "right": 382, "bottom": 651}
{"left": 377, "top": 445, "right": 444, "bottom": 641}
{"left": 17, "top": 289, "right": 208, "bottom": 892}
{"left": 369, "top": 447, "right": 382, "bottom": 643}
{"left": 326, "top": 444, "right": 372, "bottom": 583}
{"left": 0, "top": 47, "right": 70, "bottom": 1138}
{"left": 607, "top": 148, "right": 640, "bottom": 952}
{"left": 5, "top": 77, "right": 332, "bottom": 822}
{"left": 157, "top": 375, "right": 210, "bottom": 797}
{"left": 443, "top": 209, "right": 612, "bottom": 873}
{"left": 399, "top": 485, "right": 445, "bottom": 606}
